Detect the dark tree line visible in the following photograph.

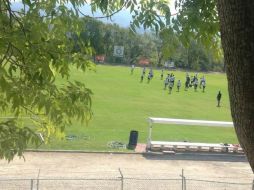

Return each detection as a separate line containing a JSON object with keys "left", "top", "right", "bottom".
{"left": 77, "top": 18, "right": 224, "bottom": 71}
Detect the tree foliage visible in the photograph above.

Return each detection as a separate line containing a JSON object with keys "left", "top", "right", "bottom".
{"left": 0, "top": 0, "right": 96, "bottom": 160}
{"left": 172, "top": 0, "right": 222, "bottom": 60}
{"left": 0, "top": 0, "right": 171, "bottom": 160}
{"left": 172, "top": 0, "right": 254, "bottom": 172}
{"left": 75, "top": 17, "right": 223, "bottom": 71}
{"left": 1, "top": 0, "right": 246, "bottom": 167}
{"left": 79, "top": 19, "right": 161, "bottom": 65}
{"left": 169, "top": 38, "right": 224, "bottom": 71}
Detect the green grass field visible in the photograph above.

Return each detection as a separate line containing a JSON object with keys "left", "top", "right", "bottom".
{"left": 39, "top": 64, "right": 238, "bottom": 151}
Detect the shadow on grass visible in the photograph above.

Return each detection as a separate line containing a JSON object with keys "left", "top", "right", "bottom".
{"left": 142, "top": 152, "right": 248, "bottom": 162}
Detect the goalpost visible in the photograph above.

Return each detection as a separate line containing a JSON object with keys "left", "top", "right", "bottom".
{"left": 147, "top": 117, "right": 234, "bottom": 150}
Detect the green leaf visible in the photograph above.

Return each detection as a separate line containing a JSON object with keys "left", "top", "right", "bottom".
{"left": 22, "top": 0, "right": 32, "bottom": 6}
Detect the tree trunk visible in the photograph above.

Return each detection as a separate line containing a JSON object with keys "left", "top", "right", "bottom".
{"left": 217, "top": 1, "right": 254, "bottom": 171}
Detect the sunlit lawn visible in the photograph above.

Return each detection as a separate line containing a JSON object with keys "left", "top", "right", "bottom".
{"left": 38, "top": 64, "right": 237, "bottom": 151}
{"left": 0, "top": 64, "right": 236, "bottom": 151}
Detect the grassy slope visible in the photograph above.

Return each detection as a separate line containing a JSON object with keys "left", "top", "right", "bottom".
{"left": 41, "top": 65, "right": 237, "bottom": 150}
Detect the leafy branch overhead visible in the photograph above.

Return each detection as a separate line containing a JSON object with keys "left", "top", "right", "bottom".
{"left": 172, "top": 0, "right": 221, "bottom": 59}
{"left": 0, "top": 120, "right": 41, "bottom": 162}
{"left": 0, "top": 0, "right": 224, "bottom": 161}
{"left": 0, "top": 0, "right": 172, "bottom": 160}
{"left": 0, "top": 0, "right": 96, "bottom": 160}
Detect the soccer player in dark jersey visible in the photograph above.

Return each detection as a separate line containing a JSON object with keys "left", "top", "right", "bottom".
{"left": 217, "top": 91, "right": 222, "bottom": 107}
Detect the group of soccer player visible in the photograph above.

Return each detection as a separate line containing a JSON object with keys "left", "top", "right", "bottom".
{"left": 162, "top": 70, "right": 207, "bottom": 94}
{"left": 135, "top": 66, "right": 206, "bottom": 94}
{"left": 140, "top": 67, "right": 154, "bottom": 83}
{"left": 184, "top": 73, "right": 206, "bottom": 92}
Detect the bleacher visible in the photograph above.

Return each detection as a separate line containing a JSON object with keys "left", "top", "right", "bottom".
{"left": 150, "top": 141, "right": 243, "bottom": 153}
{"left": 146, "top": 117, "right": 243, "bottom": 154}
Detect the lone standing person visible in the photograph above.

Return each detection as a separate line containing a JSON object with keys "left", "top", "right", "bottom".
{"left": 217, "top": 91, "right": 222, "bottom": 107}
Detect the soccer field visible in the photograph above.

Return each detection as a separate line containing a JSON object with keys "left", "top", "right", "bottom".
{"left": 41, "top": 64, "right": 237, "bottom": 151}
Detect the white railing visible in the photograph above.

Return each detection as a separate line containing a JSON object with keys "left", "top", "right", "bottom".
{"left": 147, "top": 117, "right": 234, "bottom": 151}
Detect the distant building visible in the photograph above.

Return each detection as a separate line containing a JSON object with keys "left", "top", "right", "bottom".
{"left": 165, "top": 60, "right": 175, "bottom": 69}
{"left": 95, "top": 55, "right": 105, "bottom": 63}
{"left": 138, "top": 58, "right": 150, "bottom": 66}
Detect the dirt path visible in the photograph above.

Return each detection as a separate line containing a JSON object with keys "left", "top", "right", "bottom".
{"left": 0, "top": 152, "right": 252, "bottom": 181}
{"left": 0, "top": 152, "right": 253, "bottom": 189}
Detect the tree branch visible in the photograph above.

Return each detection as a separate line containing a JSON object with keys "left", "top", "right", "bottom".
{"left": 21, "top": 106, "right": 40, "bottom": 116}
{"left": 77, "top": 3, "right": 126, "bottom": 19}
{"left": 4, "top": 0, "right": 13, "bottom": 28}
{"left": 0, "top": 43, "right": 11, "bottom": 65}
{"left": 10, "top": 43, "right": 26, "bottom": 65}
